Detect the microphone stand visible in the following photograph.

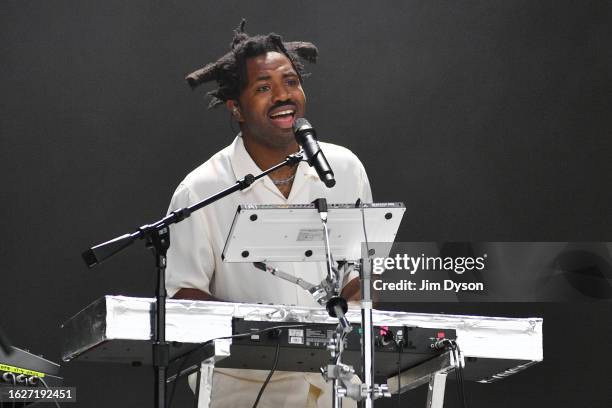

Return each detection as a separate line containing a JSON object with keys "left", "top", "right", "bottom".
{"left": 81, "top": 150, "right": 304, "bottom": 408}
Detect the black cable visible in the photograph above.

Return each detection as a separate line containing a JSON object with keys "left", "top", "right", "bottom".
{"left": 442, "top": 340, "right": 466, "bottom": 408}
{"left": 167, "top": 323, "right": 311, "bottom": 408}
{"left": 452, "top": 342, "right": 467, "bottom": 408}
{"left": 452, "top": 346, "right": 461, "bottom": 406}
{"left": 433, "top": 339, "right": 467, "bottom": 408}
{"left": 251, "top": 340, "right": 281, "bottom": 408}
{"left": 397, "top": 342, "right": 402, "bottom": 408}
{"left": 455, "top": 343, "right": 465, "bottom": 408}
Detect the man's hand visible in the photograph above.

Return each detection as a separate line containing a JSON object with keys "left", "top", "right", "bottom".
{"left": 173, "top": 288, "right": 220, "bottom": 301}
{"left": 340, "top": 277, "right": 361, "bottom": 301}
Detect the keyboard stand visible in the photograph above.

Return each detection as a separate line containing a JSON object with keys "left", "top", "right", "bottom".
{"left": 387, "top": 350, "right": 463, "bottom": 408}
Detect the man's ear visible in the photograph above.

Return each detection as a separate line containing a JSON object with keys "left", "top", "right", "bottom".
{"left": 226, "top": 100, "right": 243, "bottom": 122}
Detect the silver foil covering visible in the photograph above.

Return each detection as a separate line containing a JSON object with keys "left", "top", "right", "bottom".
{"left": 61, "top": 296, "right": 542, "bottom": 382}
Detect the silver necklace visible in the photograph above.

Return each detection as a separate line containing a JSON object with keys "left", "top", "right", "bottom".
{"left": 271, "top": 173, "right": 296, "bottom": 185}
{"left": 271, "top": 164, "right": 298, "bottom": 185}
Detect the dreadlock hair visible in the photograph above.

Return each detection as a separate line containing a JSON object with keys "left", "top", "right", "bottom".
{"left": 185, "top": 19, "right": 318, "bottom": 109}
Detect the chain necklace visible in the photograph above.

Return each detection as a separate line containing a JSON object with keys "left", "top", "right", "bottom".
{"left": 271, "top": 173, "right": 296, "bottom": 185}
{"left": 271, "top": 164, "right": 298, "bottom": 185}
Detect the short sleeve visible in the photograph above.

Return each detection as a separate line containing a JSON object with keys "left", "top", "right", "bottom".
{"left": 343, "top": 156, "right": 372, "bottom": 288}
{"left": 165, "top": 183, "right": 215, "bottom": 298}
{"left": 358, "top": 160, "right": 373, "bottom": 203}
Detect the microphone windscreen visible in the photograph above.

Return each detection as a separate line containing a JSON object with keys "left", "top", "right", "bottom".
{"left": 292, "top": 118, "right": 314, "bottom": 141}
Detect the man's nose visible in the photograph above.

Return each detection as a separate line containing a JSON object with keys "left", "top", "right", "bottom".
{"left": 272, "top": 84, "right": 291, "bottom": 103}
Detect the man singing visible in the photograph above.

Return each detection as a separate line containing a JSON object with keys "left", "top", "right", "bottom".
{"left": 166, "top": 21, "right": 372, "bottom": 408}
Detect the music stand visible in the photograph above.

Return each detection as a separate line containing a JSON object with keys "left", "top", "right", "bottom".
{"left": 222, "top": 202, "right": 405, "bottom": 263}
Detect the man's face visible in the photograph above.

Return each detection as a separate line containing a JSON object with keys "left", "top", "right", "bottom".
{"left": 235, "top": 51, "right": 306, "bottom": 149}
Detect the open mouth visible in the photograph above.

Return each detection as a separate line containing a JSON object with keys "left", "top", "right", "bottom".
{"left": 268, "top": 106, "right": 296, "bottom": 128}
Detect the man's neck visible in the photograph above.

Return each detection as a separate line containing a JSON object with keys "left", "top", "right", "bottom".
{"left": 241, "top": 133, "right": 299, "bottom": 199}
{"left": 241, "top": 134, "right": 300, "bottom": 173}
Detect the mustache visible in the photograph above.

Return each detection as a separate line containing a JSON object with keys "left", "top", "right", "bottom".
{"left": 268, "top": 100, "right": 297, "bottom": 115}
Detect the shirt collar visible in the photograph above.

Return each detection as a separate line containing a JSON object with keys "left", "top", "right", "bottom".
{"left": 229, "top": 134, "right": 264, "bottom": 192}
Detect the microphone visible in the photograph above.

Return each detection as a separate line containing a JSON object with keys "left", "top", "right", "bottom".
{"left": 292, "top": 118, "right": 336, "bottom": 188}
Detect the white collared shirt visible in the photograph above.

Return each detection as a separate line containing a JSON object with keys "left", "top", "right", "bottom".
{"left": 165, "top": 135, "right": 372, "bottom": 306}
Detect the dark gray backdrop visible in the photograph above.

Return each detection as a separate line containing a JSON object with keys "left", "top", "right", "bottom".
{"left": 2, "top": 1, "right": 611, "bottom": 407}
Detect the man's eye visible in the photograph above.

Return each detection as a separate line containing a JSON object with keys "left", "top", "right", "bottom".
{"left": 256, "top": 85, "right": 270, "bottom": 92}
{"left": 287, "top": 79, "right": 299, "bottom": 86}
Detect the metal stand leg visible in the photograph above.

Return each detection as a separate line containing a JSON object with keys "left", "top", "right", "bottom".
{"left": 148, "top": 228, "right": 171, "bottom": 408}
{"left": 387, "top": 350, "right": 461, "bottom": 408}
{"left": 426, "top": 372, "right": 448, "bottom": 408}
{"left": 195, "top": 362, "right": 215, "bottom": 408}
{"left": 361, "top": 304, "right": 374, "bottom": 408}
{"left": 333, "top": 378, "right": 343, "bottom": 408}
{"left": 361, "top": 257, "right": 391, "bottom": 406}
{"left": 192, "top": 366, "right": 202, "bottom": 408}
